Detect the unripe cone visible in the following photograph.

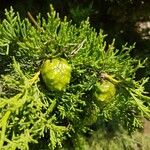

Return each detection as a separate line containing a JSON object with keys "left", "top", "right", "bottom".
{"left": 83, "top": 104, "right": 100, "bottom": 126}
{"left": 94, "top": 80, "right": 116, "bottom": 102}
{"left": 41, "top": 58, "right": 71, "bottom": 91}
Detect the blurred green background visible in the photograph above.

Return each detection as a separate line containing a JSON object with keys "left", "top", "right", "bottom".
{"left": 0, "top": 0, "right": 149, "bottom": 92}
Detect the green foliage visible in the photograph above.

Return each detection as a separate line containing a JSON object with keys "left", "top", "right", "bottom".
{"left": 0, "top": 5, "right": 150, "bottom": 150}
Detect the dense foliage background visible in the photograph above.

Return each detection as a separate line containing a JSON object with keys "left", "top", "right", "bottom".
{"left": 0, "top": 0, "right": 150, "bottom": 150}
{"left": 0, "top": 0, "right": 149, "bottom": 91}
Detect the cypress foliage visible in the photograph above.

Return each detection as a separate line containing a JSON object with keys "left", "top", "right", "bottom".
{"left": 0, "top": 6, "right": 150, "bottom": 150}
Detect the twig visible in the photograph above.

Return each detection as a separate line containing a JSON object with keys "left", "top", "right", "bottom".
{"left": 100, "top": 73, "right": 120, "bottom": 84}
{"left": 27, "top": 12, "right": 44, "bottom": 32}
{"left": 70, "top": 39, "right": 86, "bottom": 57}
